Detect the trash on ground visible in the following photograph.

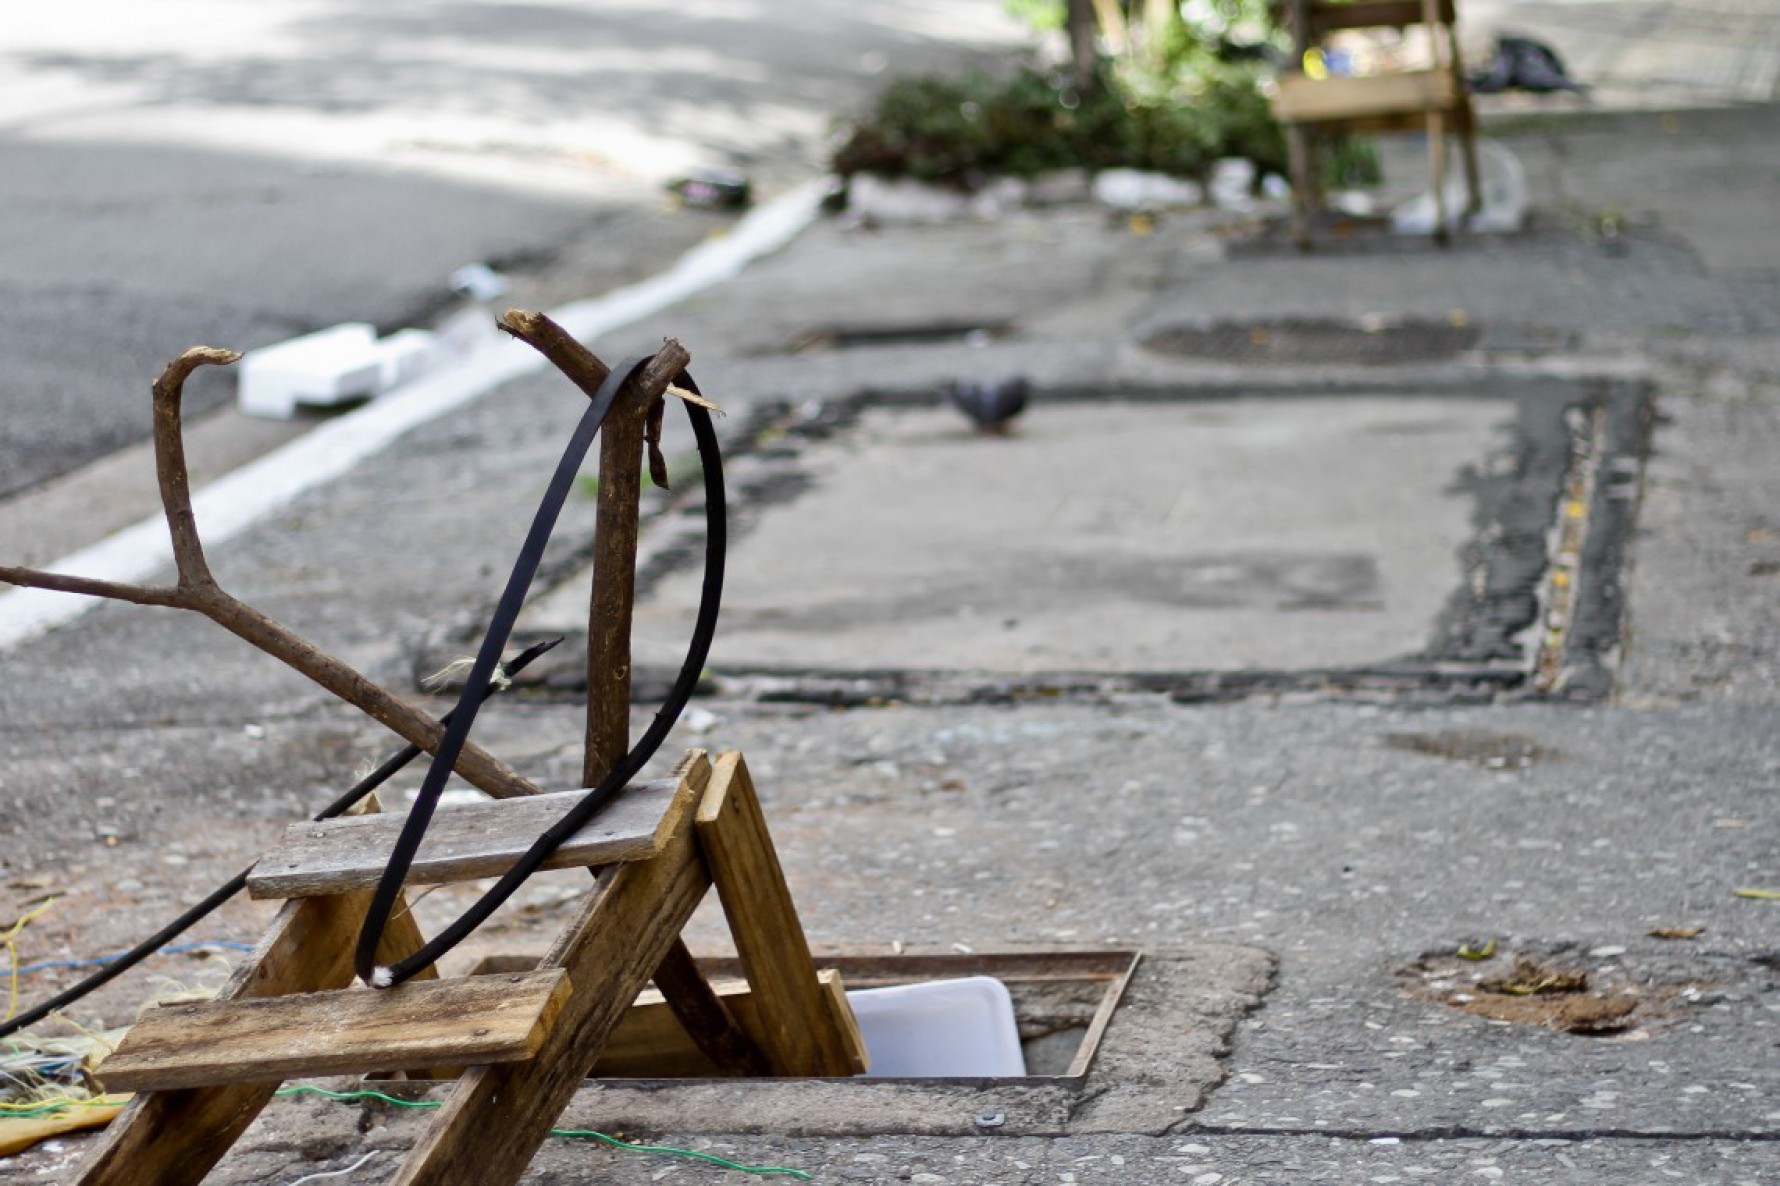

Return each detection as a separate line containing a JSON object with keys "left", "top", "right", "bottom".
{"left": 670, "top": 168, "right": 752, "bottom": 210}
{"left": 239, "top": 323, "right": 440, "bottom": 420}
{"left": 1392, "top": 140, "right": 1528, "bottom": 236}
{"left": 1092, "top": 169, "right": 1204, "bottom": 212}
{"left": 1649, "top": 926, "right": 1705, "bottom": 940}
{"left": 447, "top": 262, "right": 511, "bottom": 302}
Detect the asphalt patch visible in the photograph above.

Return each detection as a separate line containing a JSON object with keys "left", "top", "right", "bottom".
{"left": 499, "top": 375, "right": 1652, "bottom": 707}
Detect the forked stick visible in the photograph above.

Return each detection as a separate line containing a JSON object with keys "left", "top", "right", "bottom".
{"left": 0, "top": 347, "right": 542, "bottom": 801}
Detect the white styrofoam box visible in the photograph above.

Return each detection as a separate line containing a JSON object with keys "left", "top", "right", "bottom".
{"left": 238, "top": 323, "right": 383, "bottom": 419}
{"left": 846, "top": 976, "right": 1026, "bottom": 1078}
{"left": 373, "top": 328, "right": 437, "bottom": 390}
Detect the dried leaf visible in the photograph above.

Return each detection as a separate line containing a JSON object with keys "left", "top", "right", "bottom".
{"left": 1648, "top": 926, "right": 1704, "bottom": 940}
{"left": 1733, "top": 888, "right": 1780, "bottom": 900}
{"left": 1481, "top": 958, "right": 1587, "bottom": 996}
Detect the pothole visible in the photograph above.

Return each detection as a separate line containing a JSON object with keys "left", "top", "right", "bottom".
{"left": 1400, "top": 946, "right": 1691, "bottom": 1035}
{"left": 1140, "top": 317, "right": 1479, "bottom": 365}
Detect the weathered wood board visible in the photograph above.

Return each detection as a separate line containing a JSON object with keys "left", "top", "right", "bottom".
{"left": 247, "top": 779, "right": 681, "bottom": 899}
{"left": 100, "top": 970, "right": 570, "bottom": 1091}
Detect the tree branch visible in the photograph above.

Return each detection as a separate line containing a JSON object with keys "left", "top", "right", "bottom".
{"left": 153, "top": 346, "right": 235, "bottom": 590}
{"left": 0, "top": 347, "right": 543, "bottom": 802}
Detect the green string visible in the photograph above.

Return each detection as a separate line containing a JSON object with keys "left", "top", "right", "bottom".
{"left": 272, "top": 1085, "right": 813, "bottom": 1179}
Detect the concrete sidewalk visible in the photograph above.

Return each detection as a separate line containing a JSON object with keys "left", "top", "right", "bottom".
{"left": 2, "top": 99, "right": 1778, "bottom": 1186}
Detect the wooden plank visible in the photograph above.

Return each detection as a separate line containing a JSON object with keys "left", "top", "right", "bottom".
{"left": 645, "top": 934, "right": 771, "bottom": 1076}
{"left": 246, "top": 778, "right": 682, "bottom": 899}
{"left": 387, "top": 754, "right": 714, "bottom": 1186}
{"left": 99, "top": 970, "right": 570, "bottom": 1092}
{"left": 694, "top": 751, "right": 860, "bottom": 1077}
{"left": 77, "top": 792, "right": 431, "bottom": 1186}
{"left": 76, "top": 892, "right": 369, "bottom": 1185}
{"left": 592, "top": 968, "right": 866, "bottom": 1078}
{"left": 1273, "top": 70, "right": 1458, "bottom": 123}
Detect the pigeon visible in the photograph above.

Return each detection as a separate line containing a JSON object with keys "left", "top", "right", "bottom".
{"left": 942, "top": 375, "right": 1031, "bottom": 434}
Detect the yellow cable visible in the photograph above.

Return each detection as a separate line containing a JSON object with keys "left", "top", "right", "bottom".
{"left": 3, "top": 899, "right": 59, "bottom": 1022}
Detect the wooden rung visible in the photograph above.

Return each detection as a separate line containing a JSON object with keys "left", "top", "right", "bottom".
{"left": 593, "top": 968, "right": 868, "bottom": 1078}
{"left": 247, "top": 779, "right": 683, "bottom": 899}
{"left": 98, "top": 970, "right": 571, "bottom": 1092}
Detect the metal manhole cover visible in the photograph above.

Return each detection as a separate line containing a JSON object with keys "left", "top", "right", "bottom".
{"left": 1141, "top": 317, "right": 1479, "bottom": 365}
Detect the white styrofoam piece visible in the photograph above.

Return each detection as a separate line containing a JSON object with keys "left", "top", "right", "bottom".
{"left": 238, "top": 322, "right": 382, "bottom": 419}
{"left": 373, "top": 328, "right": 437, "bottom": 390}
{"left": 846, "top": 976, "right": 1026, "bottom": 1078}
{"left": 1392, "top": 139, "right": 1529, "bottom": 235}
{"left": 0, "top": 180, "right": 828, "bottom": 648}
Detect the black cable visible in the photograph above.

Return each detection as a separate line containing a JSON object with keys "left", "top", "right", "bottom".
{"left": 354, "top": 358, "right": 725, "bottom": 988}
{"left": 0, "top": 638, "right": 559, "bottom": 1042}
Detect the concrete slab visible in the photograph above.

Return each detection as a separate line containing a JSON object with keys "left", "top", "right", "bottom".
{"left": 617, "top": 398, "right": 1503, "bottom": 675}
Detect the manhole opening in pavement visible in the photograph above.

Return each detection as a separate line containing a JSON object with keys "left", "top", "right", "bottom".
{"left": 458, "top": 949, "right": 1136, "bottom": 1082}
{"left": 1139, "top": 317, "right": 1479, "bottom": 365}
{"left": 786, "top": 319, "right": 1014, "bottom": 353}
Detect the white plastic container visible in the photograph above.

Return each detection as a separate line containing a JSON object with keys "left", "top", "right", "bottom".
{"left": 845, "top": 975, "right": 1026, "bottom": 1078}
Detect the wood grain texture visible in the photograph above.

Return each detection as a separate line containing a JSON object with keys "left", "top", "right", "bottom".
{"left": 645, "top": 934, "right": 771, "bottom": 1076}
{"left": 75, "top": 893, "right": 370, "bottom": 1185}
{"left": 591, "top": 968, "right": 864, "bottom": 1078}
{"left": 246, "top": 779, "right": 681, "bottom": 899}
{"left": 388, "top": 755, "right": 714, "bottom": 1186}
{"left": 99, "top": 971, "right": 570, "bottom": 1092}
{"left": 695, "top": 751, "right": 861, "bottom": 1077}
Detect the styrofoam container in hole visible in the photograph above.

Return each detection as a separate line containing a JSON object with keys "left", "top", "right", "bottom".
{"left": 845, "top": 975, "right": 1025, "bottom": 1078}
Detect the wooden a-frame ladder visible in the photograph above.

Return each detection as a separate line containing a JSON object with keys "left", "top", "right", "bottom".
{"left": 77, "top": 748, "right": 864, "bottom": 1184}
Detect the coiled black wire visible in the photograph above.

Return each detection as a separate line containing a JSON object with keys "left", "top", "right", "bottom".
{"left": 353, "top": 355, "right": 725, "bottom": 988}
{"left": 0, "top": 638, "right": 559, "bottom": 1042}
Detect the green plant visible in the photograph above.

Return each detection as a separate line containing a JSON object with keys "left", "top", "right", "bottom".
{"left": 834, "top": 2, "right": 1290, "bottom": 188}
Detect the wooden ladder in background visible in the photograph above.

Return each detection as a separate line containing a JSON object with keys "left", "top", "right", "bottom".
{"left": 1272, "top": 0, "right": 1482, "bottom": 246}
{"left": 76, "top": 748, "right": 864, "bottom": 1185}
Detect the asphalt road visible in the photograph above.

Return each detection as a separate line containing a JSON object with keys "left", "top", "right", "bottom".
{"left": 0, "top": 0, "right": 1029, "bottom": 499}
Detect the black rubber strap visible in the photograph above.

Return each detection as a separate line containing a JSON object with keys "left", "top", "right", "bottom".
{"left": 353, "top": 358, "right": 726, "bottom": 988}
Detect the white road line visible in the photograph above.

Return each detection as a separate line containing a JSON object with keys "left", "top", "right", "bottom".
{"left": 0, "top": 179, "right": 828, "bottom": 650}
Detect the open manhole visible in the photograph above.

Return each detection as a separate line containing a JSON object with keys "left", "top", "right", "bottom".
{"left": 423, "top": 947, "right": 1271, "bottom": 1136}
{"left": 465, "top": 950, "right": 1134, "bottom": 1081}
{"left": 1140, "top": 317, "right": 1479, "bottom": 365}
